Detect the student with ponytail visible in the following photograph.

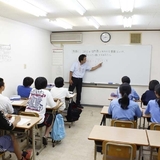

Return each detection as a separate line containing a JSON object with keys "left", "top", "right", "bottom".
{"left": 108, "top": 83, "right": 142, "bottom": 120}
{"left": 145, "top": 84, "right": 160, "bottom": 123}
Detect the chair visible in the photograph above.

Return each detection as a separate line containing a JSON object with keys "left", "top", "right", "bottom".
{"left": 94, "top": 120, "right": 137, "bottom": 160}
{"left": 150, "top": 123, "right": 160, "bottom": 130}
{"left": 149, "top": 123, "right": 160, "bottom": 160}
{"left": 111, "top": 119, "right": 137, "bottom": 128}
{"left": 152, "top": 148, "right": 160, "bottom": 160}
{"left": 0, "top": 152, "right": 11, "bottom": 160}
{"left": 19, "top": 111, "right": 45, "bottom": 156}
{"left": 102, "top": 141, "right": 137, "bottom": 160}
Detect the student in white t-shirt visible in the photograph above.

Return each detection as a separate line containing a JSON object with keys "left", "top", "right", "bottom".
{"left": 0, "top": 78, "right": 14, "bottom": 114}
{"left": 25, "top": 77, "right": 60, "bottom": 145}
{"left": 51, "top": 77, "right": 70, "bottom": 111}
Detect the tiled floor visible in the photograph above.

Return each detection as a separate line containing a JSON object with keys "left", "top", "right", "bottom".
{"left": 5, "top": 106, "right": 157, "bottom": 160}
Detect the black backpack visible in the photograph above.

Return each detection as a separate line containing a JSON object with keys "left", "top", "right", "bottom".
{"left": 66, "top": 101, "right": 82, "bottom": 122}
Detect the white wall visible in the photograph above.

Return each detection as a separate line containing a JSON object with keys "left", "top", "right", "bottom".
{"left": 52, "top": 31, "right": 160, "bottom": 106}
{"left": 0, "top": 16, "right": 159, "bottom": 106}
{"left": 0, "top": 16, "right": 52, "bottom": 96}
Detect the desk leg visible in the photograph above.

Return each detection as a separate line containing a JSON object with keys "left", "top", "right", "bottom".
{"left": 150, "top": 147, "right": 153, "bottom": 160}
{"left": 138, "top": 146, "right": 142, "bottom": 160}
{"left": 32, "top": 126, "right": 36, "bottom": 160}
{"left": 94, "top": 143, "right": 96, "bottom": 160}
{"left": 100, "top": 115, "right": 106, "bottom": 126}
{"left": 143, "top": 117, "right": 146, "bottom": 129}
{"left": 139, "top": 117, "right": 142, "bottom": 128}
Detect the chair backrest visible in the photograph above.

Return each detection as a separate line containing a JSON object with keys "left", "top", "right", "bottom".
{"left": 102, "top": 141, "right": 137, "bottom": 160}
{"left": 158, "top": 148, "right": 160, "bottom": 160}
{"left": 150, "top": 123, "right": 160, "bottom": 130}
{"left": 19, "top": 111, "right": 39, "bottom": 117}
{"left": 57, "top": 102, "right": 64, "bottom": 111}
{"left": 111, "top": 119, "right": 137, "bottom": 128}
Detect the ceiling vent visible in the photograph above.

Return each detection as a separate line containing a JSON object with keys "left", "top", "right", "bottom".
{"left": 130, "top": 33, "right": 141, "bottom": 44}
{"left": 50, "top": 32, "right": 83, "bottom": 43}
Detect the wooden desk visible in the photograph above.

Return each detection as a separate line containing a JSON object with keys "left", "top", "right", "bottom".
{"left": 67, "top": 93, "right": 77, "bottom": 99}
{"left": 11, "top": 115, "right": 41, "bottom": 160}
{"left": 147, "top": 130, "right": 160, "bottom": 147}
{"left": 65, "top": 93, "right": 77, "bottom": 104}
{"left": 88, "top": 125, "right": 149, "bottom": 160}
{"left": 146, "top": 130, "right": 160, "bottom": 160}
{"left": 108, "top": 96, "right": 117, "bottom": 101}
{"left": 11, "top": 99, "right": 28, "bottom": 107}
{"left": 139, "top": 109, "right": 151, "bottom": 129}
{"left": 100, "top": 106, "right": 111, "bottom": 125}
{"left": 101, "top": 103, "right": 145, "bottom": 128}
{"left": 11, "top": 93, "right": 77, "bottom": 108}
{"left": 108, "top": 96, "right": 141, "bottom": 103}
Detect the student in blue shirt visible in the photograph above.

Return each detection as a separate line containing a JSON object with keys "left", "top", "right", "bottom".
{"left": 145, "top": 84, "right": 160, "bottom": 123}
{"left": 116, "top": 76, "right": 140, "bottom": 101}
{"left": 108, "top": 83, "right": 142, "bottom": 120}
{"left": 17, "top": 77, "right": 34, "bottom": 98}
{"left": 141, "top": 80, "right": 159, "bottom": 105}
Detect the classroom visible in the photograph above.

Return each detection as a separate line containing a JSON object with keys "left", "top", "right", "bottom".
{"left": 0, "top": 1, "right": 160, "bottom": 160}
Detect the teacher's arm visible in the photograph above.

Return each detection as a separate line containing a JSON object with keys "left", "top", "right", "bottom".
{"left": 90, "top": 62, "right": 102, "bottom": 71}
{"left": 69, "top": 71, "right": 73, "bottom": 85}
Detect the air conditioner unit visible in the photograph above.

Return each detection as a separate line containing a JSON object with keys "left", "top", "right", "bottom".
{"left": 50, "top": 32, "right": 83, "bottom": 43}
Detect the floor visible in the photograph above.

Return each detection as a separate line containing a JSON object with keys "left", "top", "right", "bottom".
{"left": 5, "top": 106, "right": 157, "bottom": 160}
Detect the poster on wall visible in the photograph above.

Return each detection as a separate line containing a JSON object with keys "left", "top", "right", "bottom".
{"left": 0, "top": 44, "right": 11, "bottom": 62}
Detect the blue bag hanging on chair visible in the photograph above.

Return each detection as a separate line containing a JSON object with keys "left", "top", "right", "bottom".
{"left": 51, "top": 113, "right": 65, "bottom": 141}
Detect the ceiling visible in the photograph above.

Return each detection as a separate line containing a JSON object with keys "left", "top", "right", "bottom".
{"left": 0, "top": 0, "right": 160, "bottom": 32}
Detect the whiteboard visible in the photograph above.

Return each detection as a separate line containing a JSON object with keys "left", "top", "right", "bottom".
{"left": 63, "top": 45, "right": 151, "bottom": 85}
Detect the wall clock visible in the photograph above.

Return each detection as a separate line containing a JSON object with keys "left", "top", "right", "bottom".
{"left": 100, "top": 32, "right": 111, "bottom": 43}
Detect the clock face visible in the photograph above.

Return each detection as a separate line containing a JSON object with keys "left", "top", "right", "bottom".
{"left": 100, "top": 32, "right": 111, "bottom": 43}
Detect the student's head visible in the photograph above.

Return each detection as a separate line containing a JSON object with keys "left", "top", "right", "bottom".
{"left": 35, "top": 77, "right": 47, "bottom": 90}
{"left": 121, "top": 76, "right": 130, "bottom": 84}
{"left": 23, "top": 77, "right": 34, "bottom": 87}
{"left": 55, "top": 77, "right": 64, "bottom": 88}
{"left": 118, "top": 83, "right": 131, "bottom": 110}
{"left": 78, "top": 54, "right": 86, "bottom": 64}
{"left": 155, "top": 84, "right": 160, "bottom": 98}
{"left": 154, "top": 84, "right": 160, "bottom": 106}
{"left": 0, "top": 78, "right": 5, "bottom": 91}
{"left": 149, "top": 80, "right": 159, "bottom": 91}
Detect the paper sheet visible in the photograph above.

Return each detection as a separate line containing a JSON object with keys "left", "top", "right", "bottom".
{"left": 9, "top": 117, "right": 30, "bottom": 125}
{"left": 11, "top": 100, "right": 25, "bottom": 105}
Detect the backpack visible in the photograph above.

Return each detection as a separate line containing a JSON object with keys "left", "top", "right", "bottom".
{"left": 66, "top": 101, "right": 82, "bottom": 122}
{"left": 51, "top": 113, "right": 65, "bottom": 141}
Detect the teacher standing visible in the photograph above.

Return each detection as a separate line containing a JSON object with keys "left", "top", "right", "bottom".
{"left": 69, "top": 54, "right": 102, "bottom": 109}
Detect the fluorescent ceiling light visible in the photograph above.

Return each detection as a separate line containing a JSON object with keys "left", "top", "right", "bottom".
{"left": 72, "top": 0, "right": 86, "bottom": 15}
{"left": 120, "top": 0, "right": 135, "bottom": 12}
{"left": 87, "top": 17, "right": 100, "bottom": 29}
{"left": 123, "top": 17, "right": 132, "bottom": 28}
{"left": 49, "top": 19, "right": 72, "bottom": 29}
{"left": 0, "top": 0, "right": 47, "bottom": 17}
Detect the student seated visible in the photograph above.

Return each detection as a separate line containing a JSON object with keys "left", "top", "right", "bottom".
{"left": 25, "top": 77, "right": 61, "bottom": 145}
{"left": 141, "top": 80, "right": 159, "bottom": 105}
{"left": 108, "top": 83, "right": 142, "bottom": 120}
{"left": 145, "top": 84, "right": 160, "bottom": 123}
{"left": 51, "top": 77, "right": 70, "bottom": 111}
{"left": 116, "top": 76, "right": 140, "bottom": 101}
{"left": 0, "top": 111, "right": 32, "bottom": 160}
{"left": 17, "top": 77, "right": 34, "bottom": 98}
{"left": 0, "top": 78, "right": 14, "bottom": 114}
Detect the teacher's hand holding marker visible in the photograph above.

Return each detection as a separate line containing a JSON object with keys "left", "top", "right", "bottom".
{"left": 68, "top": 54, "right": 102, "bottom": 109}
